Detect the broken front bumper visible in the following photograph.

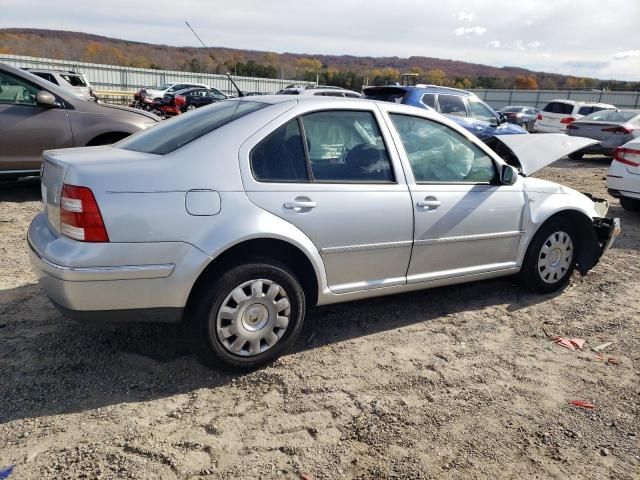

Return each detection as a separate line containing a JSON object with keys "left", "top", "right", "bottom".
{"left": 594, "top": 217, "right": 621, "bottom": 259}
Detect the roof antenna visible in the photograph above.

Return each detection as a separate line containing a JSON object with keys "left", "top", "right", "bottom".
{"left": 185, "top": 20, "right": 244, "bottom": 97}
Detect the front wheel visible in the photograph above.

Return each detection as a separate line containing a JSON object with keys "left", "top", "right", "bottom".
{"left": 191, "top": 261, "right": 306, "bottom": 370}
{"left": 518, "top": 219, "right": 577, "bottom": 293}
{"left": 620, "top": 196, "right": 640, "bottom": 212}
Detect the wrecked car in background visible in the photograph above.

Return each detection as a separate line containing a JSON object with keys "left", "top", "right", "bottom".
{"left": 28, "top": 96, "right": 620, "bottom": 370}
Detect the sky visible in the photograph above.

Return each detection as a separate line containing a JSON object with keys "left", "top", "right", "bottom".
{"left": 1, "top": 0, "right": 639, "bottom": 80}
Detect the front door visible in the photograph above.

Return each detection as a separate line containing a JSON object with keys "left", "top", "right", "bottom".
{"left": 386, "top": 112, "right": 526, "bottom": 283}
{"left": 0, "top": 69, "right": 73, "bottom": 172}
{"left": 241, "top": 107, "right": 414, "bottom": 294}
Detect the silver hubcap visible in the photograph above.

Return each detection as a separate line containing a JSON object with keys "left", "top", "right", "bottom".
{"left": 187, "top": 105, "right": 196, "bottom": 110}
{"left": 538, "top": 231, "right": 573, "bottom": 284}
{"left": 216, "top": 279, "right": 290, "bottom": 357}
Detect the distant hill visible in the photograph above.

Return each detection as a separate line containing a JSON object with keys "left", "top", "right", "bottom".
{"left": 0, "top": 28, "right": 636, "bottom": 91}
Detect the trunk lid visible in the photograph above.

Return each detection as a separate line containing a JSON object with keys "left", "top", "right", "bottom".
{"left": 567, "top": 122, "right": 625, "bottom": 141}
{"left": 491, "top": 134, "right": 598, "bottom": 176}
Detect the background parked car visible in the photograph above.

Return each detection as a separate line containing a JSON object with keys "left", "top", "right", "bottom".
{"left": 25, "top": 68, "right": 97, "bottom": 101}
{"left": 535, "top": 99, "right": 616, "bottom": 133}
{"left": 363, "top": 85, "right": 526, "bottom": 139}
{"left": 607, "top": 138, "right": 640, "bottom": 211}
{"left": 497, "top": 106, "right": 540, "bottom": 132}
{"left": 152, "top": 87, "right": 228, "bottom": 117}
{"left": 0, "top": 63, "right": 159, "bottom": 178}
{"left": 277, "top": 85, "right": 362, "bottom": 97}
{"left": 140, "top": 82, "right": 210, "bottom": 101}
{"left": 566, "top": 109, "right": 640, "bottom": 159}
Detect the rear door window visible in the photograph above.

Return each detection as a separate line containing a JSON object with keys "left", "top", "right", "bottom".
{"left": 32, "top": 72, "right": 58, "bottom": 85}
{"left": 251, "top": 119, "right": 309, "bottom": 182}
{"left": 543, "top": 102, "right": 574, "bottom": 115}
{"left": 302, "top": 110, "right": 395, "bottom": 183}
{"left": 437, "top": 95, "right": 467, "bottom": 117}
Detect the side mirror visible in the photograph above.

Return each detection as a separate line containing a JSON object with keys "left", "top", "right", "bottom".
{"left": 500, "top": 164, "right": 518, "bottom": 185}
{"left": 497, "top": 113, "right": 507, "bottom": 125}
{"left": 36, "top": 91, "right": 57, "bottom": 107}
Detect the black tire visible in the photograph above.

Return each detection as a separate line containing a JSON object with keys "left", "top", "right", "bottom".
{"left": 620, "top": 196, "right": 640, "bottom": 212}
{"left": 190, "top": 261, "right": 305, "bottom": 371}
{"left": 518, "top": 218, "right": 577, "bottom": 293}
{"left": 568, "top": 152, "right": 584, "bottom": 160}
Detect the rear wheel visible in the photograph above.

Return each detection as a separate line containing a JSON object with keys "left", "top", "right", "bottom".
{"left": 191, "top": 261, "right": 305, "bottom": 371}
{"left": 568, "top": 152, "right": 584, "bottom": 160}
{"left": 519, "top": 218, "right": 577, "bottom": 293}
{"left": 620, "top": 196, "right": 640, "bottom": 212}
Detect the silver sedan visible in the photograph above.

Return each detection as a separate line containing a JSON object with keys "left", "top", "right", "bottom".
{"left": 29, "top": 96, "right": 620, "bottom": 370}
{"left": 566, "top": 109, "right": 640, "bottom": 159}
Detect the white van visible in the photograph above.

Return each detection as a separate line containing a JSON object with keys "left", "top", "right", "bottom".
{"left": 535, "top": 99, "right": 616, "bottom": 133}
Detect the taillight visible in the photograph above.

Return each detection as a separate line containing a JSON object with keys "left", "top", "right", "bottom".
{"left": 60, "top": 184, "right": 109, "bottom": 242}
{"left": 175, "top": 95, "right": 186, "bottom": 107}
{"left": 537, "top": 113, "right": 542, "bottom": 120}
{"left": 602, "top": 125, "right": 633, "bottom": 134}
{"left": 560, "top": 117, "right": 576, "bottom": 124}
{"left": 613, "top": 147, "right": 640, "bottom": 167}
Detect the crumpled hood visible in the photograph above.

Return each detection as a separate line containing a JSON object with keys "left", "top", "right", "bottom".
{"left": 492, "top": 134, "right": 598, "bottom": 176}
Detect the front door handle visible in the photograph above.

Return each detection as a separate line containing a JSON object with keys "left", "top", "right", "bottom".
{"left": 416, "top": 197, "right": 441, "bottom": 209}
{"left": 284, "top": 199, "right": 317, "bottom": 211}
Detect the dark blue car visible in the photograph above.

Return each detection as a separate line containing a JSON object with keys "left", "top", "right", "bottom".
{"left": 362, "top": 85, "right": 527, "bottom": 139}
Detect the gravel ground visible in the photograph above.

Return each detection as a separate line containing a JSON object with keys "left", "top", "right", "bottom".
{"left": 1, "top": 157, "right": 639, "bottom": 479}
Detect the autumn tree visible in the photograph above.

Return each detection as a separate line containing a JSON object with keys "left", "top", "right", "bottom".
{"left": 513, "top": 75, "right": 538, "bottom": 89}
{"left": 424, "top": 69, "right": 448, "bottom": 86}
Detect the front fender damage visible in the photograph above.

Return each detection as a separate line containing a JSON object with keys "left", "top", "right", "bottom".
{"left": 577, "top": 217, "right": 621, "bottom": 275}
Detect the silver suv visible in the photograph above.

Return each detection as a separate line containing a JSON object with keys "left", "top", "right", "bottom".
{"left": 27, "top": 69, "right": 96, "bottom": 101}
{"left": 0, "top": 63, "right": 158, "bottom": 178}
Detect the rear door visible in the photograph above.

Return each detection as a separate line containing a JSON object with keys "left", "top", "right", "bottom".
{"left": 0, "top": 69, "right": 73, "bottom": 173}
{"left": 240, "top": 105, "right": 414, "bottom": 294}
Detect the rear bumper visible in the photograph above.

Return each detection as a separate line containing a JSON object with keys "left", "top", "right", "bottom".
{"left": 534, "top": 123, "right": 565, "bottom": 133}
{"left": 27, "top": 212, "right": 210, "bottom": 322}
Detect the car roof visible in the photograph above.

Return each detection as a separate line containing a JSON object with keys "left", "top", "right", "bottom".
{"left": 547, "top": 99, "right": 615, "bottom": 107}
{"left": 26, "top": 69, "right": 83, "bottom": 75}
{"left": 364, "top": 84, "right": 475, "bottom": 97}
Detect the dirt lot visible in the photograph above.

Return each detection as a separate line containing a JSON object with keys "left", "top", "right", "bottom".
{"left": 1, "top": 157, "right": 639, "bottom": 480}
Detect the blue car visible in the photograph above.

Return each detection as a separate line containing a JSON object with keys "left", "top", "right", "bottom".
{"left": 362, "top": 85, "right": 527, "bottom": 139}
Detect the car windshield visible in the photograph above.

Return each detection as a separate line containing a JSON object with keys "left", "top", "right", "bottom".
{"left": 116, "top": 100, "right": 268, "bottom": 155}
{"left": 60, "top": 74, "right": 87, "bottom": 87}
{"left": 582, "top": 110, "right": 638, "bottom": 122}
{"left": 154, "top": 83, "right": 173, "bottom": 90}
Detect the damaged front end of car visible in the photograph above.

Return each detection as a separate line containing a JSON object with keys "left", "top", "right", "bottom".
{"left": 575, "top": 194, "right": 621, "bottom": 275}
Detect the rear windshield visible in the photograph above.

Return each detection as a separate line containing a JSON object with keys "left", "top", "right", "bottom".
{"left": 500, "top": 107, "right": 524, "bottom": 113}
{"left": 60, "top": 74, "right": 87, "bottom": 87}
{"left": 582, "top": 110, "right": 639, "bottom": 122}
{"left": 117, "top": 100, "right": 267, "bottom": 155}
{"left": 543, "top": 102, "right": 574, "bottom": 115}
{"left": 363, "top": 88, "right": 407, "bottom": 103}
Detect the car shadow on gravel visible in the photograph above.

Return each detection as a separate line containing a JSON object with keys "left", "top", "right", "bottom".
{"left": 1, "top": 275, "right": 555, "bottom": 424}
{"left": 0, "top": 177, "right": 41, "bottom": 203}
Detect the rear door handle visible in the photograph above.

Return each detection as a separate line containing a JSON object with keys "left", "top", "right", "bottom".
{"left": 416, "top": 197, "right": 441, "bottom": 209}
{"left": 284, "top": 200, "right": 317, "bottom": 210}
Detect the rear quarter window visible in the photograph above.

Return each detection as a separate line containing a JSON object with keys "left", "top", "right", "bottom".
{"left": 116, "top": 100, "right": 267, "bottom": 155}
{"left": 543, "top": 102, "right": 574, "bottom": 115}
